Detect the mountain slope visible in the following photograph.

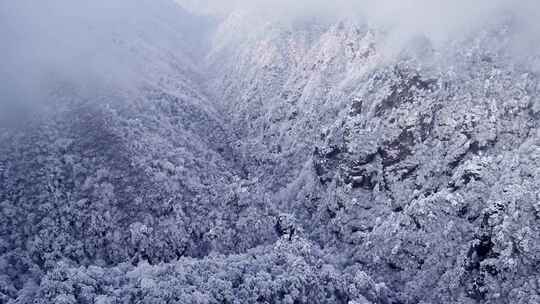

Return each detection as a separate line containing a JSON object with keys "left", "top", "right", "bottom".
{"left": 1, "top": 3, "right": 539, "bottom": 304}
{"left": 203, "top": 13, "right": 540, "bottom": 303}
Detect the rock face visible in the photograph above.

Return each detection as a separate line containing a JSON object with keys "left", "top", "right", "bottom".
{"left": 204, "top": 14, "right": 540, "bottom": 303}
{"left": 1, "top": 3, "right": 540, "bottom": 304}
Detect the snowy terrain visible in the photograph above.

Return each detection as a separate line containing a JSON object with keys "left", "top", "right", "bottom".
{"left": 1, "top": 1, "right": 539, "bottom": 303}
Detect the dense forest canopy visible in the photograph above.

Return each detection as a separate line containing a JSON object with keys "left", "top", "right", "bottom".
{"left": 1, "top": 1, "right": 539, "bottom": 303}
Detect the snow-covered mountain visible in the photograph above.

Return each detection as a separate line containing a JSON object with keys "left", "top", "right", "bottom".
{"left": 203, "top": 14, "right": 540, "bottom": 303}
{"left": 1, "top": 2, "right": 539, "bottom": 304}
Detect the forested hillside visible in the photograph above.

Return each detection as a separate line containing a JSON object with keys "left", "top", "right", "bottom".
{"left": 1, "top": 1, "right": 539, "bottom": 303}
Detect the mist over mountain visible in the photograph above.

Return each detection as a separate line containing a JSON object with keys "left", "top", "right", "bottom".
{"left": 1, "top": 1, "right": 539, "bottom": 304}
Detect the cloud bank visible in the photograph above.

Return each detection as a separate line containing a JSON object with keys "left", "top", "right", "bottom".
{"left": 0, "top": 0, "right": 208, "bottom": 126}
{"left": 179, "top": 0, "right": 540, "bottom": 46}
{"left": 2, "top": 0, "right": 540, "bottom": 125}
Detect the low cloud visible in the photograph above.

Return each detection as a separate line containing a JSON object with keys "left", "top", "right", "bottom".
{"left": 0, "top": 0, "right": 207, "bottom": 126}
{"left": 179, "top": 0, "right": 540, "bottom": 49}
{"left": 2, "top": 0, "right": 540, "bottom": 125}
